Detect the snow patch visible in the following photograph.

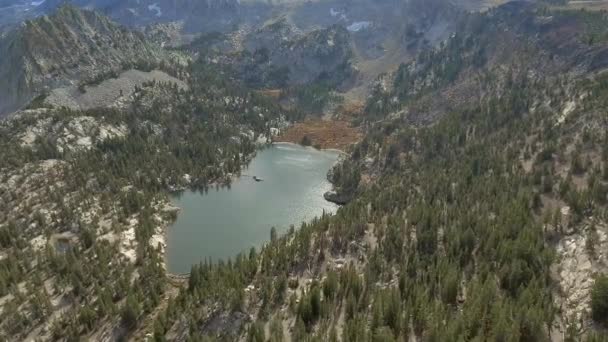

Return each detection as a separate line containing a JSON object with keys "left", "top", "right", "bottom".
{"left": 330, "top": 8, "right": 347, "bottom": 20}
{"left": 347, "top": 21, "right": 371, "bottom": 32}
{"left": 148, "top": 3, "right": 162, "bottom": 17}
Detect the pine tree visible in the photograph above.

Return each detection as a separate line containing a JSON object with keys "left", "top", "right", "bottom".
{"left": 247, "top": 321, "right": 265, "bottom": 342}
{"left": 591, "top": 276, "right": 608, "bottom": 324}
{"left": 121, "top": 293, "right": 140, "bottom": 330}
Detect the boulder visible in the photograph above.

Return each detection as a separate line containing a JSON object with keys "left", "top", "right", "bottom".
{"left": 323, "top": 190, "right": 351, "bottom": 205}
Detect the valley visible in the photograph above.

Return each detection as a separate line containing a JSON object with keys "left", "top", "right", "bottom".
{"left": 0, "top": 0, "right": 608, "bottom": 341}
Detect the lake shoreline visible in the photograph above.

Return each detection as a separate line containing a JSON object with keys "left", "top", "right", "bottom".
{"left": 271, "top": 141, "right": 348, "bottom": 155}
{"left": 159, "top": 146, "right": 260, "bottom": 275}
{"left": 162, "top": 143, "right": 341, "bottom": 274}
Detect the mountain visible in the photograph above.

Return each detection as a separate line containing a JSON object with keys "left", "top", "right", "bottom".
{"left": 0, "top": 5, "right": 165, "bottom": 115}
{"left": 2, "top": 0, "right": 608, "bottom": 341}
{"left": 182, "top": 0, "right": 465, "bottom": 113}
{"left": 0, "top": 0, "right": 499, "bottom": 110}
{"left": 340, "top": 1, "right": 608, "bottom": 337}
{"left": 365, "top": 0, "right": 608, "bottom": 123}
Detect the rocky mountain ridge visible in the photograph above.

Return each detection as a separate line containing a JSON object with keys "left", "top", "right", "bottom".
{"left": 0, "top": 5, "right": 167, "bottom": 116}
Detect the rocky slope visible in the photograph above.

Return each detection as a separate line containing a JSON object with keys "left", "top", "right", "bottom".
{"left": 0, "top": 63, "right": 295, "bottom": 340}
{"left": 244, "top": 22, "right": 355, "bottom": 87}
{"left": 0, "top": 5, "right": 166, "bottom": 116}
{"left": 43, "top": 69, "right": 187, "bottom": 111}
{"left": 0, "top": 0, "right": 504, "bottom": 113}
{"left": 2, "top": 0, "right": 608, "bottom": 341}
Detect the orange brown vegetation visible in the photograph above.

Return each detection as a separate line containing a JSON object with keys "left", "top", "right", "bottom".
{"left": 275, "top": 120, "right": 363, "bottom": 151}
{"left": 255, "top": 89, "right": 282, "bottom": 100}
{"left": 336, "top": 100, "right": 365, "bottom": 119}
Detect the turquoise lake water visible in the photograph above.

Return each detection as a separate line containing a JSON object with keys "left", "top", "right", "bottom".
{"left": 166, "top": 143, "right": 340, "bottom": 274}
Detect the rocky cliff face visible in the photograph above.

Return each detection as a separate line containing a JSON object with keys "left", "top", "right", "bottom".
{"left": 193, "top": 20, "right": 355, "bottom": 90}
{"left": 0, "top": 5, "right": 165, "bottom": 116}
{"left": 267, "top": 24, "right": 355, "bottom": 86}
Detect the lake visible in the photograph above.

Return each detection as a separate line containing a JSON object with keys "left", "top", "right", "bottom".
{"left": 166, "top": 143, "right": 341, "bottom": 274}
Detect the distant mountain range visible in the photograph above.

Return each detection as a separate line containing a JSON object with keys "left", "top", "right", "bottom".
{"left": 0, "top": 0, "right": 521, "bottom": 116}
{"left": 1, "top": 0, "right": 269, "bottom": 32}
{"left": 0, "top": 0, "right": 517, "bottom": 34}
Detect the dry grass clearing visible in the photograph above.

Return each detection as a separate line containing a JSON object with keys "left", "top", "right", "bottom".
{"left": 276, "top": 120, "right": 362, "bottom": 151}
{"left": 255, "top": 89, "right": 282, "bottom": 100}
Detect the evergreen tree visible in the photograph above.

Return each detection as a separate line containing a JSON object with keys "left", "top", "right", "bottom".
{"left": 591, "top": 276, "right": 608, "bottom": 325}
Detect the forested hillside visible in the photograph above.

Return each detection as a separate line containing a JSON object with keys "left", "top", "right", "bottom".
{"left": 0, "top": 49, "right": 299, "bottom": 339}
{"left": 154, "top": 2, "right": 608, "bottom": 340}
{"left": 1, "top": 1, "right": 608, "bottom": 341}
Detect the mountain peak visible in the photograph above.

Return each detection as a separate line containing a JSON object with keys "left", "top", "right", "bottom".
{"left": 0, "top": 4, "right": 163, "bottom": 116}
